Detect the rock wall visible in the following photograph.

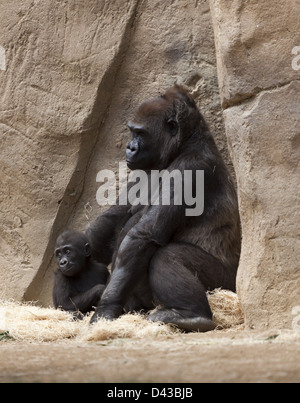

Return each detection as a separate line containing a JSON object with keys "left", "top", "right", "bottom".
{"left": 2, "top": 0, "right": 298, "bottom": 331}
{"left": 0, "top": 0, "right": 142, "bottom": 301}
{"left": 210, "top": 0, "right": 300, "bottom": 329}
{"left": 0, "top": 0, "right": 227, "bottom": 304}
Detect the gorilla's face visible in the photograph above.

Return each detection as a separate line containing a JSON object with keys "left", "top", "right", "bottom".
{"left": 126, "top": 122, "right": 157, "bottom": 171}
{"left": 126, "top": 97, "right": 180, "bottom": 171}
{"left": 55, "top": 231, "right": 91, "bottom": 277}
{"left": 126, "top": 87, "right": 202, "bottom": 172}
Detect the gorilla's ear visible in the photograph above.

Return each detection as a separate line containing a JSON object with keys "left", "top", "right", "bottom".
{"left": 167, "top": 118, "right": 179, "bottom": 136}
{"left": 174, "top": 84, "right": 197, "bottom": 109}
{"left": 173, "top": 98, "right": 189, "bottom": 126}
{"left": 173, "top": 87, "right": 202, "bottom": 136}
{"left": 84, "top": 243, "right": 92, "bottom": 257}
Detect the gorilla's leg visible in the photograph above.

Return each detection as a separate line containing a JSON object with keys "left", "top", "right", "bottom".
{"left": 124, "top": 273, "right": 154, "bottom": 313}
{"left": 148, "top": 243, "right": 231, "bottom": 332}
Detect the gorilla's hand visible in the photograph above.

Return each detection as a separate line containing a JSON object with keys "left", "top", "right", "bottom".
{"left": 90, "top": 304, "right": 123, "bottom": 324}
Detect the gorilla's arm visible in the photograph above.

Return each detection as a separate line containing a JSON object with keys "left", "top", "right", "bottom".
{"left": 53, "top": 271, "right": 105, "bottom": 313}
{"left": 67, "top": 285, "right": 106, "bottom": 313}
{"left": 90, "top": 202, "right": 185, "bottom": 321}
{"left": 86, "top": 181, "right": 140, "bottom": 265}
{"left": 86, "top": 203, "right": 131, "bottom": 265}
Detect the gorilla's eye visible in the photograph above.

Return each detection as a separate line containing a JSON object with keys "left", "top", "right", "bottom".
{"left": 135, "top": 129, "right": 148, "bottom": 137}
{"left": 63, "top": 247, "right": 72, "bottom": 255}
{"left": 167, "top": 119, "right": 179, "bottom": 136}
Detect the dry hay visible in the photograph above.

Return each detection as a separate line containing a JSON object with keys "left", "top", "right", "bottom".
{"left": 0, "top": 290, "right": 244, "bottom": 343}
{"left": 208, "top": 289, "right": 244, "bottom": 329}
{"left": 82, "top": 313, "right": 176, "bottom": 342}
{"left": 0, "top": 301, "right": 81, "bottom": 342}
{"left": 0, "top": 301, "right": 176, "bottom": 343}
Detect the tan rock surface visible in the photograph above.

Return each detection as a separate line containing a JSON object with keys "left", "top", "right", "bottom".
{"left": 1, "top": 330, "right": 300, "bottom": 383}
{"left": 210, "top": 0, "right": 300, "bottom": 108}
{"left": 0, "top": 0, "right": 140, "bottom": 300}
{"left": 0, "top": 1, "right": 228, "bottom": 305}
{"left": 210, "top": 0, "right": 300, "bottom": 329}
{"left": 225, "top": 82, "right": 300, "bottom": 329}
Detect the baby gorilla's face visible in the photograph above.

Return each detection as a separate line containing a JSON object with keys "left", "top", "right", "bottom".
{"left": 55, "top": 231, "right": 91, "bottom": 277}
{"left": 55, "top": 244, "right": 84, "bottom": 277}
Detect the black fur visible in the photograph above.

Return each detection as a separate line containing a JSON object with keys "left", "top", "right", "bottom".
{"left": 87, "top": 85, "right": 241, "bottom": 331}
{"left": 53, "top": 230, "right": 109, "bottom": 316}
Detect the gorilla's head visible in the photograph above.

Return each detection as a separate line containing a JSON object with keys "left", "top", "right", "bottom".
{"left": 126, "top": 85, "right": 207, "bottom": 171}
{"left": 55, "top": 230, "right": 91, "bottom": 277}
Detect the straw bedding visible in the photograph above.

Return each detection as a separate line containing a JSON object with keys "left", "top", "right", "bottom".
{"left": 0, "top": 289, "right": 244, "bottom": 343}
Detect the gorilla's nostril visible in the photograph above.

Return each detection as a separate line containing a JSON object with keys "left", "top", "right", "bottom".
{"left": 60, "top": 258, "right": 68, "bottom": 267}
{"left": 127, "top": 140, "right": 139, "bottom": 155}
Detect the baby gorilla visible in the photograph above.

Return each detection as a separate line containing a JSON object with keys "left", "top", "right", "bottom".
{"left": 53, "top": 230, "right": 109, "bottom": 316}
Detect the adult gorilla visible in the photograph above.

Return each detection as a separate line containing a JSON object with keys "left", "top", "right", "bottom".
{"left": 87, "top": 85, "right": 241, "bottom": 332}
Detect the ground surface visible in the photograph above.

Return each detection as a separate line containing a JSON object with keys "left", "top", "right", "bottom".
{"left": 1, "top": 329, "right": 299, "bottom": 383}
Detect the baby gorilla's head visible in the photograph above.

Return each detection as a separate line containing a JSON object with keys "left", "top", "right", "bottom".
{"left": 55, "top": 230, "right": 91, "bottom": 277}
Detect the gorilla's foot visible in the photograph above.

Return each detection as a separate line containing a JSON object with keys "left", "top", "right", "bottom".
{"left": 90, "top": 311, "right": 113, "bottom": 325}
{"left": 90, "top": 304, "right": 123, "bottom": 325}
{"left": 148, "top": 308, "right": 216, "bottom": 332}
